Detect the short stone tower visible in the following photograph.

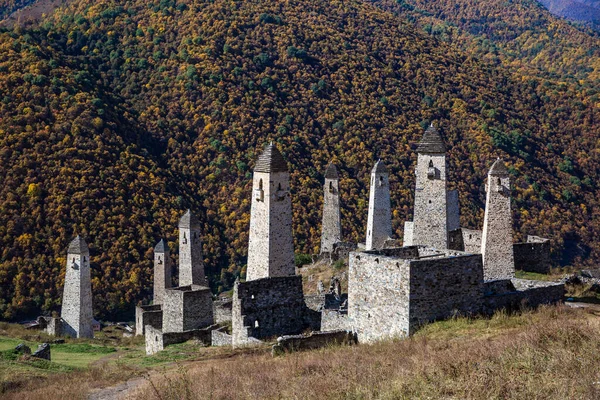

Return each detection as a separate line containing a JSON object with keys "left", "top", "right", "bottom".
{"left": 246, "top": 143, "right": 295, "bottom": 281}
{"left": 178, "top": 210, "right": 205, "bottom": 286}
{"left": 320, "top": 163, "right": 342, "bottom": 254}
{"left": 481, "top": 158, "right": 515, "bottom": 280}
{"left": 61, "top": 236, "right": 93, "bottom": 338}
{"left": 366, "top": 160, "right": 392, "bottom": 250}
{"left": 410, "top": 125, "right": 448, "bottom": 249}
{"left": 153, "top": 239, "right": 172, "bottom": 305}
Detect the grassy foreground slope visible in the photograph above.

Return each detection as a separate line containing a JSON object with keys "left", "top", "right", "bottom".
{"left": 2, "top": 305, "right": 598, "bottom": 399}
{"left": 0, "top": 0, "right": 599, "bottom": 321}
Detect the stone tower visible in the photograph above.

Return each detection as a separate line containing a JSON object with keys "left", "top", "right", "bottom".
{"left": 481, "top": 158, "right": 515, "bottom": 280}
{"left": 178, "top": 210, "right": 205, "bottom": 286}
{"left": 61, "top": 236, "right": 93, "bottom": 338}
{"left": 246, "top": 143, "right": 295, "bottom": 281}
{"left": 411, "top": 125, "right": 448, "bottom": 249}
{"left": 320, "top": 163, "right": 342, "bottom": 254}
{"left": 153, "top": 239, "right": 172, "bottom": 304}
{"left": 366, "top": 160, "right": 392, "bottom": 250}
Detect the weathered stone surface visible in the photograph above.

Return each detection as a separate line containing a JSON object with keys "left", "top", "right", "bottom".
{"left": 365, "top": 160, "right": 393, "bottom": 250}
{"left": 321, "top": 310, "right": 349, "bottom": 331}
{"left": 482, "top": 279, "right": 564, "bottom": 313}
{"left": 15, "top": 343, "right": 31, "bottom": 355}
{"left": 33, "top": 343, "right": 51, "bottom": 360}
{"left": 246, "top": 144, "right": 295, "bottom": 281}
{"left": 514, "top": 236, "right": 552, "bottom": 274}
{"left": 145, "top": 324, "right": 216, "bottom": 355}
{"left": 135, "top": 305, "right": 162, "bottom": 336}
{"left": 481, "top": 159, "right": 515, "bottom": 281}
{"left": 178, "top": 210, "right": 205, "bottom": 286}
{"left": 411, "top": 126, "right": 448, "bottom": 250}
{"left": 162, "top": 285, "right": 214, "bottom": 333}
{"left": 320, "top": 163, "right": 342, "bottom": 254}
{"left": 231, "top": 276, "right": 320, "bottom": 347}
{"left": 447, "top": 189, "right": 460, "bottom": 232}
{"left": 213, "top": 298, "right": 232, "bottom": 324}
{"left": 448, "top": 228, "right": 483, "bottom": 253}
{"left": 61, "top": 236, "right": 93, "bottom": 339}
{"left": 153, "top": 239, "right": 172, "bottom": 305}
{"left": 211, "top": 328, "right": 232, "bottom": 347}
{"left": 272, "top": 330, "right": 355, "bottom": 356}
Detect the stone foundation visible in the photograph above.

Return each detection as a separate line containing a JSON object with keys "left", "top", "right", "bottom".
{"left": 272, "top": 330, "right": 356, "bottom": 356}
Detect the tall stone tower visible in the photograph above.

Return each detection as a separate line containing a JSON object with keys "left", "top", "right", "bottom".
{"left": 320, "top": 163, "right": 342, "bottom": 254}
{"left": 153, "top": 239, "right": 172, "bottom": 304}
{"left": 411, "top": 124, "right": 448, "bottom": 249}
{"left": 178, "top": 210, "right": 205, "bottom": 286}
{"left": 481, "top": 158, "right": 515, "bottom": 280}
{"left": 246, "top": 143, "right": 295, "bottom": 281}
{"left": 61, "top": 236, "right": 93, "bottom": 338}
{"left": 366, "top": 160, "right": 392, "bottom": 250}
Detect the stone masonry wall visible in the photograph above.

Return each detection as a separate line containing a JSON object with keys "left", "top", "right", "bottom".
{"left": 321, "top": 310, "right": 349, "bottom": 331}
{"left": 483, "top": 279, "right": 563, "bottom": 313}
{"left": 448, "top": 228, "right": 482, "bottom": 253}
{"left": 408, "top": 254, "right": 484, "bottom": 333}
{"left": 514, "top": 236, "right": 551, "bottom": 273}
{"left": 447, "top": 189, "right": 460, "bottom": 232}
{"left": 348, "top": 252, "right": 411, "bottom": 342}
{"left": 231, "top": 276, "right": 319, "bottom": 347}
{"left": 366, "top": 164, "right": 392, "bottom": 250}
{"left": 153, "top": 246, "right": 171, "bottom": 305}
{"left": 412, "top": 153, "right": 448, "bottom": 249}
{"left": 61, "top": 246, "right": 93, "bottom": 338}
{"left": 321, "top": 176, "right": 342, "bottom": 254}
{"left": 135, "top": 305, "right": 162, "bottom": 336}
{"left": 213, "top": 298, "right": 232, "bottom": 324}
{"left": 178, "top": 221, "right": 205, "bottom": 286}
{"left": 162, "top": 285, "right": 213, "bottom": 333}
{"left": 481, "top": 171, "right": 515, "bottom": 281}
{"left": 246, "top": 171, "right": 295, "bottom": 281}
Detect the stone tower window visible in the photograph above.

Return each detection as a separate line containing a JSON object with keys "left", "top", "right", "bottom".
{"left": 183, "top": 232, "right": 187, "bottom": 244}
{"left": 427, "top": 160, "right": 436, "bottom": 179}
{"left": 158, "top": 256, "right": 163, "bottom": 265}
{"left": 255, "top": 179, "right": 264, "bottom": 202}
{"left": 83, "top": 256, "right": 87, "bottom": 262}
{"left": 378, "top": 176, "right": 384, "bottom": 187}
{"left": 496, "top": 177, "right": 503, "bottom": 192}
{"left": 72, "top": 257, "right": 75, "bottom": 264}
{"left": 329, "top": 181, "right": 334, "bottom": 193}
{"left": 254, "top": 320, "right": 259, "bottom": 328}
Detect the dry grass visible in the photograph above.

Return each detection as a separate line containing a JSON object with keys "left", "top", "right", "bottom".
{"left": 299, "top": 259, "right": 348, "bottom": 295}
{"left": 130, "top": 305, "right": 600, "bottom": 400}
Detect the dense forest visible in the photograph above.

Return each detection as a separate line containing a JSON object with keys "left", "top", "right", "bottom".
{"left": 0, "top": 0, "right": 598, "bottom": 321}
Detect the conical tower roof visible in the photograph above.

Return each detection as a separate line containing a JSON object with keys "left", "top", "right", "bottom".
{"left": 488, "top": 158, "right": 509, "bottom": 176}
{"left": 372, "top": 160, "right": 387, "bottom": 174}
{"left": 68, "top": 235, "right": 89, "bottom": 254}
{"left": 154, "top": 239, "right": 167, "bottom": 253}
{"left": 416, "top": 124, "right": 446, "bottom": 154}
{"left": 254, "top": 143, "right": 288, "bottom": 173}
{"left": 324, "top": 163, "right": 339, "bottom": 179}
{"left": 179, "top": 209, "right": 201, "bottom": 229}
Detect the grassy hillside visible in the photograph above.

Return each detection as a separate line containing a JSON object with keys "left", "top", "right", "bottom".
{"left": 0, "top": 0, "right": 598, "bottom": 320}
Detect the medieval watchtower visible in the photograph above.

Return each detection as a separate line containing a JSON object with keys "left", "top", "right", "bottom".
{"left": 61, "top": 236, "right": 93, "bottom": 338}
{"left": 410, "top": 125, "right": 448, "bottom": 249}
{"left": 366, "top": 160, "right": 392, "bottom": 250}
{"left": 320, "top": 163, "right": 342, "bottom": 254}
{"left": 246, "top": 143, "right": 295, "bottom": 281}
{"left": 178, "top": 210, "right": 205, "bottom": 286}
{"left": 153, "top": 239, "right": 172, "bottom": 304}
{"left": 481, "top": 158, "right": 515, "bottom": 280}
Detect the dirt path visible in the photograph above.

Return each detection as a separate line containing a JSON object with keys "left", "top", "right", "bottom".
{"left": 87, "top": 376, "right": 149, "bottom": 400}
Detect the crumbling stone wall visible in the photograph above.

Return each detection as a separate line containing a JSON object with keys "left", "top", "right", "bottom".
{"left": 162, "top": 285, "right": 213, "bottom": 333}
{"left": 213, "top": 298, "right": 232, "bottom": 324}
{"left": 482, "top": 279, "right": 563, "bottom": 313}
{"left": 231, "top": 276, "right": 320, "bottom": 347}
{"left": 514, "top": 236, "right": 551, "bottom": 273}
{"left": 211, "top": 327, "right": 233, "bottom": 347}
{"left": 145, "top": 324, "right": 214, "bottom": 355}
{"left": 448, "top": 228, "right": 483, "bottom": 253}
{"left": 272, "top": 330, "right": 355, "bottom": 355}
{"left": 321, "top": 310, "right": 349, "bottom": 331}
{"left": 135, "top": 305, "right": 162, "bottom": 336}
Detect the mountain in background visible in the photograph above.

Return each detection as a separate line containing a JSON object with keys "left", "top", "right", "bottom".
{"left": 0, "top": 0, "right": 598, "bottom": 321}
{"left": 538, "top": 0, "right": 600, "bottom": 29}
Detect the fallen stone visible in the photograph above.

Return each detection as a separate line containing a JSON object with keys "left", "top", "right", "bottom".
{"left": 32, "top": 343, "right": 51, "bottom": 360}
{"left": 14, "top": 343, "right": 31, "bottom": 355}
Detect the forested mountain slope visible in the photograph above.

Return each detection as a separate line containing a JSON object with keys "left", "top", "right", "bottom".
{"left": 0, "top": 0, "right": 598, "bottom": 321}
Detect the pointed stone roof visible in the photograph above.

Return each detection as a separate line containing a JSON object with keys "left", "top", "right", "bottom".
{"left": 489, "top": 158, "right": 509, "bottom": 176}
{"left": 154, "top": 239, "right": 167, "bottom": 253}
{"left": 372, "top": 160, "right": 387, "bottom": 174}
{"left": 68, "top": 235, "right": 88, "bottom": 254}
{"left": 324, "top": 163, "right": 339, "bottom": 179}
{"left": 253, "top": 142, "right": 288, "bottom": 173}
{"left": 179, "top": 209, "right": 201, "bottom": 229}
{"left": 416, "top": 124, "right": 446, "bottom": 154}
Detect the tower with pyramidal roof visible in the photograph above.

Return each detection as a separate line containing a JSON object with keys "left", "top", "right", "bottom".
{"left": 61, "top": 236, "right": 93, "bottom": 338}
